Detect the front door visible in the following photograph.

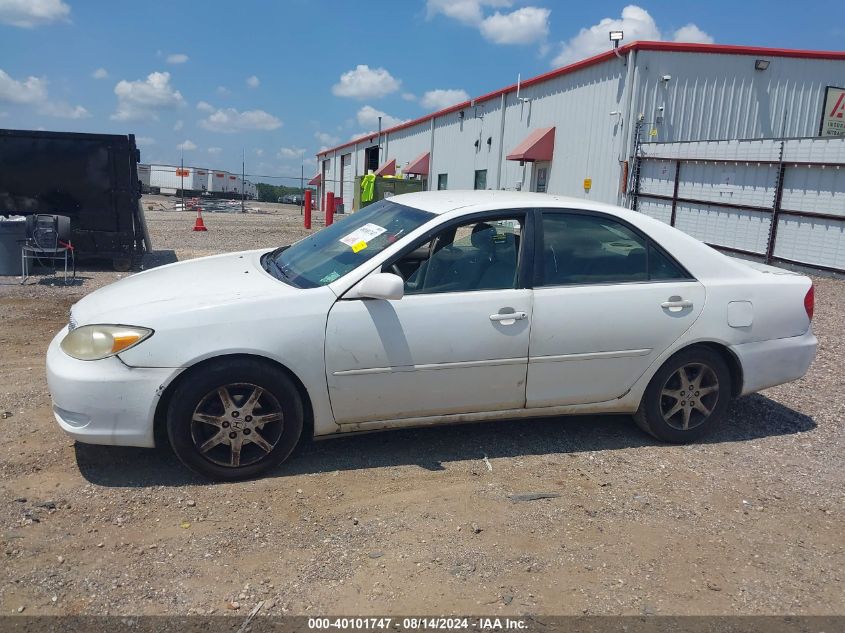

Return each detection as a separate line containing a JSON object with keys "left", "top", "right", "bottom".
{"left": 325, "top": 214, "right": 531, "bottom": 424}
{"left": 527, "top": 210, "right": 706, "bottom": 407}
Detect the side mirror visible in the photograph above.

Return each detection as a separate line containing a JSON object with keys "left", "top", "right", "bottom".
{"left": 347, "top": 272, "right": 404, "bottom": 301}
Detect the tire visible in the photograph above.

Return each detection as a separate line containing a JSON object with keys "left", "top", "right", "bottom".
{"left": 112, "top": 256, "right": 132, "bottom": 272}
{"left": 166, "top": 358, "right": 303, "bottom": 481}
{"left": 633, "top": 346, "right": 731, "bottom": 444}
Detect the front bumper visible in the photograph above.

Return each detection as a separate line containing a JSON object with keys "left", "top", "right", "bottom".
{"left": 732, "top": 328, "right": 818, "bottom": 396}
{"left": 46, "top": 327, "right": 181, "bottom": 447}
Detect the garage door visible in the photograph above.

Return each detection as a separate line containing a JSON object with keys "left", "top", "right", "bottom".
{"left": 341, "top": 153, "right": 353, "bottom": 210}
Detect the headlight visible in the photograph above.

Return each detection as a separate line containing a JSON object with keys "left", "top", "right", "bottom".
{"left": 60, "top": 325, "right": 153, "bottom": 361}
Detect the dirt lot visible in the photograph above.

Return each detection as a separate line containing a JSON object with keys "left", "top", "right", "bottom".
{"left": 0, "top": 199, "right": 843, "bottom": 617}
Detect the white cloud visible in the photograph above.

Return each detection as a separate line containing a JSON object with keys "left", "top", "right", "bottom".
{"left": 673, "top": 23, "right": 715, "bottom": 44}
{"left": 480, "top": 6, "right": 549, "bottom": 44}
{"left": 92, "top": 67, "right": 108, "bottom": 80}
{"left": 277, "top": 146, "right": 305, "bottom": 159}
{"left": 111, "top": 71, "right": 185, "bottom": 121}
{"left": 0, "top": 68, "right": 87, "bottom": 118}
{"left": 332, "top": 65, "right": 400, "bottom": 100}
{"left": 0, "top": 0, "right": 70, "bottom": 27}
{"left": 552, "top": 5, "right": 713, "bottom": 67}
{"left": 420, "top": 88, "right": 469, "bottom": 111}
{"left": 173, "top": 120, "right": 183, "bottom": 131}
{"left": 401, "top": 92, "right": 417, "bottom": 102}
{"left": 314, "top": 131, "right": 339, "bottom": 145}
{"left": 216, "top": 85, "right": 230, "bottom": 96}
{"left": 0, "top": 69, "right": 48, "bottom": 103}
{"left": 425, "top": 0, "right": 511, "bottom": 26}
{"left": 177, "top": 140, "right": 197, "bottom": 151}
{"left": 356, "top": 105, "right": 404, "bottom": 129}
{"left": 196, "top": 100, "right": 214, "bottom": 112}
{"left": 207, "top": 146, "right": 222, "bottom": 155}
{"left": 246, "top": 75, "right": 260, "bottom": 88}
{"left": 39, "top": 101, "right": 89, "bottom": 119}
{"left": 255, "top": 148, "right": 264, "bottom": 156}
{"left": 166, "top": 53, "right": 189, "bottom": 64}
{"left": 136, "top": 136, "right": 155, "bottom": 146}
{"left": 199, "top": 107, "right": 282, "bottom": 132}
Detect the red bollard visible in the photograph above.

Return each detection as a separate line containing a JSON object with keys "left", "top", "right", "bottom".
{"left": 304, "top": 190, "right": 312, "bottom": 230}
{"left": 326, "top": 192, "right": 335, "bottom": 226}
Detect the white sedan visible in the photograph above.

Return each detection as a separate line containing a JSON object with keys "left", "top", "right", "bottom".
{"left": 47, "top": 191, "right": 817, "bottom": 480}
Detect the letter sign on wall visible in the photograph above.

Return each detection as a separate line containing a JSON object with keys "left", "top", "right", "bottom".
{"left": 819, "top": 86, "right": 845, "bottom": 137}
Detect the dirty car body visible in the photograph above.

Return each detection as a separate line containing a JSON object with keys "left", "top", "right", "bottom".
{"left": 46, "top": 191, "right": 817, "bottom": 479}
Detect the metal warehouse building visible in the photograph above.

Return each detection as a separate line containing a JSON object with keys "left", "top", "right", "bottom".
{"left": 315, "top": 41, "right": 845, "bottom": 272}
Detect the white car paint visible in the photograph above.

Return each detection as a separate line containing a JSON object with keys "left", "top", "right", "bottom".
{"left": 47, "top": 191, "right": 817, "bottom": 448}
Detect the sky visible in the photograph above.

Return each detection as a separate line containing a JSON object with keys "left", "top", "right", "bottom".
{"left": 0, "top": 0, "right": 842, "bottom": 185}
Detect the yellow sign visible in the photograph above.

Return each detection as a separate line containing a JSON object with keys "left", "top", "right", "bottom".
{"left": 583, "top": 178, "right": 592, "bottom": 191}
{"left": 649, "top": 128, "right": 658, "bottom": 137}
{"left": 351, "top": 241, "right": 367, "bottom": 253}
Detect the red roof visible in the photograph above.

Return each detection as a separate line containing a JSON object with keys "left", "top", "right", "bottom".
{"left": 374, "top": 159, "right": 396, "bottom": 176}
{"left": 317, "top": 41, "right": 845, "bottom": 159}
{"left": 405, "top": 152, "right": 430, "bottom": 175}
{"left": 308, "top": 173, "right": 321, "bottom": 185}
{"left": 507, "top": 127, "right": 555, "bottom": 162}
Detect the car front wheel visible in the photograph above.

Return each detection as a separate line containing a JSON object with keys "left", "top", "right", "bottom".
{"left": 634, "top": 347, "right": 731, "bottom": 443}
{"left": 167, "top": 358, "right": 303, "bottom": 480}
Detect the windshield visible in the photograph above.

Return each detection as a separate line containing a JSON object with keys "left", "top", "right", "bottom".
{"left": 267, "top": 200, "right": 434, "bottom": 288}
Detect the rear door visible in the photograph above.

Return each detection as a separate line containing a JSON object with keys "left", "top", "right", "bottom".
{"left": 527, "top": 210, "right": 705, "bottom": 407}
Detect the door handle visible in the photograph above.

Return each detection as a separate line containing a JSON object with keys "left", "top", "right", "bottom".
{"left": 661, "top": 299, "right": 693, "bottom": 309}
{"left": 490, "top": 311, "right": 527, "bottom": 322}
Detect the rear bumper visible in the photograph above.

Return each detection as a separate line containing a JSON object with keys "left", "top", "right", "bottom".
{"left": 732, "top": 329, "right": 817, "bottom": 396}
{"left": 46, "top": 327, "right": 180, "bottom": 448}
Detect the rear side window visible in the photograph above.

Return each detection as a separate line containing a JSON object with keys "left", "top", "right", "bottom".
{"left": 540, "top": 213, "right": 688, "bottom": 286}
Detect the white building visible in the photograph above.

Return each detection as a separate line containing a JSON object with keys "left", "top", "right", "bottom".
{"left": 315, "top": 41, "right": 845, "bottom": 272}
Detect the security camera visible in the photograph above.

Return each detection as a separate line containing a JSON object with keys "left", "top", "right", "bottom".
{"left": 661, "top": 75, "right": 672, "bottom": 82}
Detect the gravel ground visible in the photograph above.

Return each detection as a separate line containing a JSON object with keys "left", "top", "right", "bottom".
{"left": 0, "top": 197, "right": 842, "bottom": 616}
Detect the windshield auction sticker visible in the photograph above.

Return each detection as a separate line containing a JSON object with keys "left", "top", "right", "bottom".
{"left": 340, "top": 223, "right": 387, "bottom": 249}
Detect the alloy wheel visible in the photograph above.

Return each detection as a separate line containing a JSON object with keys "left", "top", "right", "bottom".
{"left": 190, "top": 383, "right": 284, "bottom": 468}
{"left": 659, "top": 363, "right": 720, "bottom": 431}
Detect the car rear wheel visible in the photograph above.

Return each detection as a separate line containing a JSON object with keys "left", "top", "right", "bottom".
{"left": 167, "top": 358, "right": 303, "bottom": 480}
{"left": 634, "top": 347, "right": 731, "bottom": 443}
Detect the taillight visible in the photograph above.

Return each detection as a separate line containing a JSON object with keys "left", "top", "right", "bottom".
{"left": 804, "top": 285, "right": 814, "bottom": 321}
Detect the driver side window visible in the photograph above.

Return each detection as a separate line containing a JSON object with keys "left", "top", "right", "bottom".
{"left": 385, "top": 217, "right": 523, "bottom": 294}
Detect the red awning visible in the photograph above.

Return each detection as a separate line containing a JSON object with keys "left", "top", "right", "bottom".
{"left": 374, "top": 159, "right": 396, "bottom": 176}
{"left": 404, "top": 152, "right": 430, "bottom": 176}
{"left": 308, "top": 173, "right": 321, "bottom": 185}
{"left": 506, "top": 127, "right": 555, "bottom": 162}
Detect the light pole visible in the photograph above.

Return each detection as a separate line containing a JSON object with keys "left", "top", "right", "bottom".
{"left": 180, "top": 147, "right": 184, "bottom": 211}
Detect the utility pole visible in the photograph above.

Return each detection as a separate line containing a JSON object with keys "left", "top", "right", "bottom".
{"left": 241, "top": 148, "right": 245, "bottom": 213}
{"left": 300, "top": 162, "right": 304, "bottom": 216}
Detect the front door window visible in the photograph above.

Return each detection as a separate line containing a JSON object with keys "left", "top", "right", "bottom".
{"left": 388, "top": 217, "right": 523, "bottom": 294}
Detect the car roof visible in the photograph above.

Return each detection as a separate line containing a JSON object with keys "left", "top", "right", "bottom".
{"left": 391, "top": 190, "right": 628, "bottom": 216}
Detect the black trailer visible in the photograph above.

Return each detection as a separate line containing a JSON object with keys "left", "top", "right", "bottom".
{"left": 0, "top": 128, "right": 151, "bottom": 270}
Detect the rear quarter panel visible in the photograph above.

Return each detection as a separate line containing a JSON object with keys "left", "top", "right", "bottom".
{"left": 693, "top": 270, "right": 812, "bottom": 346}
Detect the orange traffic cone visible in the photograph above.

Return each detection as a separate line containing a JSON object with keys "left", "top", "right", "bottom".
{"left": 192, "top": 206, "right": 208, "bottom": 231}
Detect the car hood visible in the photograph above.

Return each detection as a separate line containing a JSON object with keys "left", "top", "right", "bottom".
{"left": 71, "top": 249, "right": 297, "bottom": 325}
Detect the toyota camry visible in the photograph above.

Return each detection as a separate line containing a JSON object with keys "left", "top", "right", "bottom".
{"left": 47, "top": 191, "right": 817, "bottom": 480}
